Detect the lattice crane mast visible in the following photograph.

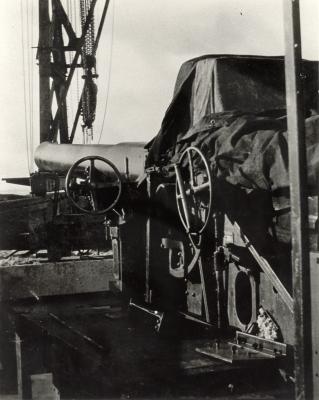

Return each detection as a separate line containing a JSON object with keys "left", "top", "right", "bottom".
{"left": 38, "top": 0, "right": 109, "bottom": 145}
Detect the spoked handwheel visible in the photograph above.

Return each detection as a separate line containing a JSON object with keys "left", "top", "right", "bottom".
{"left": 65, "top": 155, "right": 122, "bottom": 215}
{"left": 175, "top": 146, "right": 213, "bottom": 236}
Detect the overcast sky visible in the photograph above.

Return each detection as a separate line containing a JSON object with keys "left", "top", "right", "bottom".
{"left": 0, "top": 0, "right": 318, "bottom": 190}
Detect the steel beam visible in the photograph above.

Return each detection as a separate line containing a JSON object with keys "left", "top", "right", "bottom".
{"left": 38, "top": 0, "right": 52, "bottom": 143}
{"left": 145, "top": 174, "right": 153, "bottom": 303}
{"left": 54, "top": 0, "right": 77, "bottom": 45}
{"left": 52, "top": 0, "right": 69, "bottom": 143}
{"left": 283, "top": 1, "right": 313, "bottom": 399}
{"left": 50, "top": 0, "right": 97, "bottom": 141}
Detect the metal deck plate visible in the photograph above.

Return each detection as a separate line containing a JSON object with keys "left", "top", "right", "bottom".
{"left": 196, "top": 332, "right": 287, "bottom": 366}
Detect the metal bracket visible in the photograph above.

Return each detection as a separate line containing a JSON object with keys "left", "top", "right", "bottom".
{"left": 161, "top": 238, "right": 185, "bottom": 278}
{"left": 129, "top": 300, "right": 164, "bottom": 332}
{"left": 196, "top": 331, "right": 287, "bottom": 365}
{"left": 232, "top": 221, "right": 294, "bottom": 313}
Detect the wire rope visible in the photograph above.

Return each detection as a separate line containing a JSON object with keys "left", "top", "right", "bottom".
{"left": 25, "top": 0, "right": 34, "bottom": 171}
{"left": 26, "top": 0, "right": 31, "bottom": 169}
{"left": 29, "top": 0, "right": 35, "bottom": 170}
{"left": 74, "top": 1, "right": 82, "bottom": 143}
{"left": 20, "top": 0, "right": 31, "bottom": 174}
{"left": 74, "top": 0, "right": 81, "bottom": 115}
{"left": 65, "top": 0, "right": 73, "bottom": 135}
{"left": 97, "top": 0, "right": 115, "bottom": 144}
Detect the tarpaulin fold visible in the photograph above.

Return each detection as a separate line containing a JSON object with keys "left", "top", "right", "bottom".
{"left": 146, "top": 55, "right": 319, "bottom": 249}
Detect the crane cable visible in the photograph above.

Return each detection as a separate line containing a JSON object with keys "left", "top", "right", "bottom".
{"left": 80, "top": 0, "right": 97, "bottom": 143}
{"left": 66, "top": 0, "right": 74, "bottom": 129}
{"left": 74, "top": 0, "right": 81, "bottom": 108}
{"left": 97, "top": 0, "right": 115, "bottom": 144}
{"left": 27, "top": 0, "right": 34, "bottom": 171}
{"left": 20, "top": 0, "right": 31, "bottom": 174}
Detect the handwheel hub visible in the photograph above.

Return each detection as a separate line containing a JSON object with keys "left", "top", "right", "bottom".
{"left": 175, "top": 146, "right": 213, "bottom": 235}
{"left": 65, "top": 155, "right": 122, "bottom": 215}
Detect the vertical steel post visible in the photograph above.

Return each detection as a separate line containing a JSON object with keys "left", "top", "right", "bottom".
{"left": 15, "top": 333, "right": 22, "bottom": 399}
{"left": 145, "top": 173, "right": 153, "bottom": 303}
{"left": 38, "top": 0, "right": 52, "bottom": 143}
{"left": 283, "top": 1, "right": 313, "bottom": 399}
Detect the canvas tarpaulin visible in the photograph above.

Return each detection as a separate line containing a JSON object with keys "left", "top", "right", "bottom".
{"left": 145, "top": 55, "right": 319, "bottom": 249}
{"left": 146, "top": 55, "right": 318, "bottom": 167}
{"left": 173, "top": 112, "right": 318, "bottom": 244}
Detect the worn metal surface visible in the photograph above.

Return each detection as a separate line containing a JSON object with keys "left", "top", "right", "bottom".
{"left": 10, "top": 295, "right": 290, "bottom": 398}
{"left": 196, "top": 332, "right": 287, "bottom": 365}
{"left": 258, "top": 272, "right": 295, "bottom": 346}
{"left": 227, "top": 262, "right": 257, "bottom": 333}
{"left": 236, "top": 332, "right": 287, "bottom": 357}
{"left": 1, "top": 288, "right": 294, "bottom": 399}
{"left": 196, "top": 342, "right": 277, "bottom": 365}
{"left": 283, "top": 0, "right": 312, "bottom": 399}
{"left": 161, "top": 238, "right": 185, "bottom": 278}
{"left": 233, "top": 222, "right": 293, "bottom": 313}
{"left": 310, "top": 252, "right": 319, "bottom": 399}
{"left": 186, "top": 282, "right": 203, "bottom": 316}
{"left": 225, "top": 218, "right": 295, "bottom": 345}
{"left": 110, "top": 226, "right": 122, "bottom": 285}
{"left": 35, "top": 142, "right": 147, "bottom": 181}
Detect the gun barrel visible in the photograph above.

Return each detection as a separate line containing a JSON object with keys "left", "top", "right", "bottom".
{"left": 34, "top": 142, "right": 147, "bottom": 181}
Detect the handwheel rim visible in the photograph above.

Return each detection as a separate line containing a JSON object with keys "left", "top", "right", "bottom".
{"left": 65, "top": 155, "right": 122, "bottom": 215}
{"left": 175, "top": 146, "right": 213, "bottom": 234}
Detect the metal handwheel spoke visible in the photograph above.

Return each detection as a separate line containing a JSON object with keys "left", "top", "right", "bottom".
{"left": 192, "top": 181, "right": 210, "bottom": 193}
{"left": 90, "top": 189, "right": 98, "bottom": 211}
{"left": 175, "top": 164, "right": 191, "bottom": 231}
{"left": 65, "top": 155, "right": 123, "bottom": 215}
{"left": 89, "top": 159, "right": 95, "bottom": 184}
{"left": 175, "top": 146, "right": 213, "bottom": 234}
{"left": 187, "top": 148, "right": 195, "bottom": 187}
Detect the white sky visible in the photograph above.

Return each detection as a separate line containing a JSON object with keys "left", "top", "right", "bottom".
{"left": 0, "top": 0, "right": 318, "bottom": 190}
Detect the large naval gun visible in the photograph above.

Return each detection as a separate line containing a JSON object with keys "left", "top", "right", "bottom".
{"left": 34, "top": 141, "right": 147, "bottom": 214}
{"left": 1, "top": 0, "right": 318, "bottom": 397}
{"left": 1, "top": 53, "right": 319, "bottom": 399}
{"left": 32, "top": 54, "right": 319, "bottom": 392}
{"left": 23, "top": 141, "right": 147, "bottom": 260}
